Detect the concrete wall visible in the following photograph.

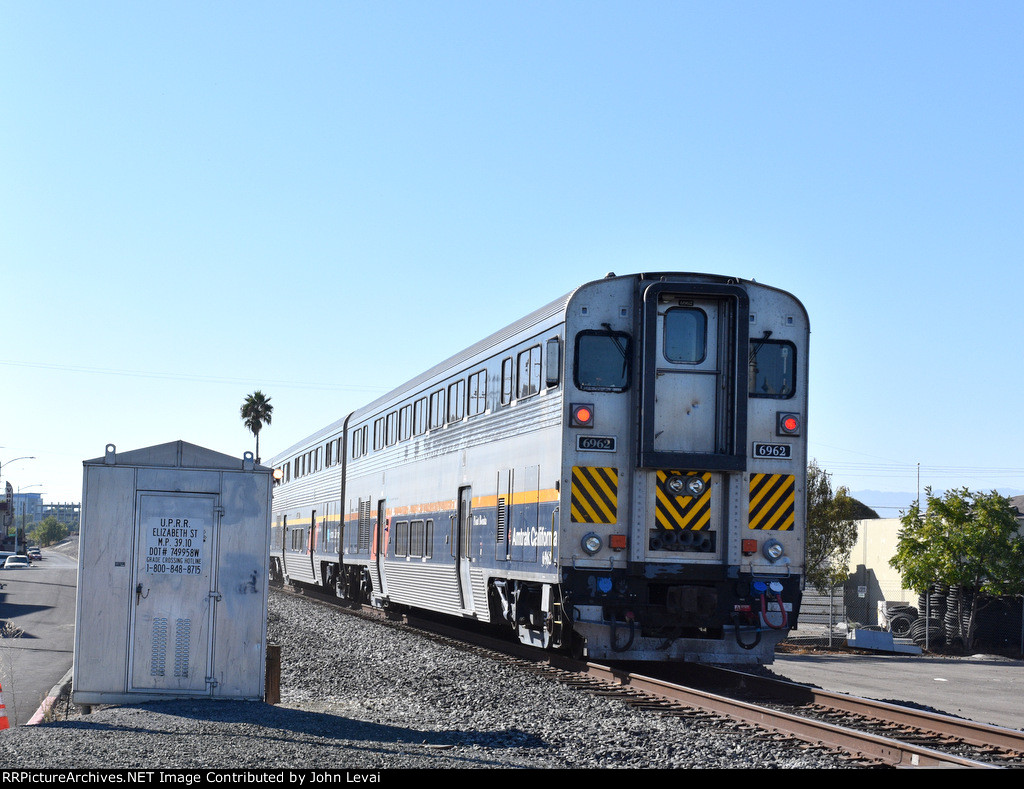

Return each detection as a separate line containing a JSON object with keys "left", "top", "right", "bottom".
{"left": 843, "top": 518, "right": 916, "bottom": 627}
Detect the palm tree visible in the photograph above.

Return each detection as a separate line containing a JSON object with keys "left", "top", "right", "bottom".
{"left": 240, "top": 390, "right": 273, "bottom": 463}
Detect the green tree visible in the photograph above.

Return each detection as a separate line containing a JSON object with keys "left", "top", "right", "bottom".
{"left": 890, "top": 488, "right": 1024, "bottom": 648}
{"left": 240, "top": 390, "right": 274, "bottom": 463}
{"left": 804, "top": 460, "right": 861, "bottom": 589}
{"left": 28, "top": 515, "right": 69, "bottom": 548}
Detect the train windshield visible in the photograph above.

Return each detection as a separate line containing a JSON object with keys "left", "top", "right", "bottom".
{"left": 748, "top": 339, "right": 796, "bottom": 398}
{"left": 575, "top": 330, "right": 631, "bottom": 391}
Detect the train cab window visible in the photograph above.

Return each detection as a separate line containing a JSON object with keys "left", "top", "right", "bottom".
{"left": 545, "top": 337, "right": 561, "bottom": 387}
{"left": 748, "top": 339, "right": 797, "bottom": 398}
{"left": 663, "top": 307, "right": 707, "bottom": 363}
{"left": 574, "top": 330, "right": 631, "bottom": 392}
{"left": 448, "top": 379, "right": 466, "bottom": 422}
{"left": 468, "top": 370, "right": 487, "bottom": 416}
{"left": 429, "top": 389, "right": 445, "bottom": 428}
{"left": 517, "top": 345, "right": 541, "bottom": 399}
{"left": 500, "top": 357, "right": 514, "bottom": 405}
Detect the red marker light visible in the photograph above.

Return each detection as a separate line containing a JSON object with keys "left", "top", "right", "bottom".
{"left": 571, "top": 403, "right": 595, "bottom": 428}
{"left": 776, "top": 412, "right": 800, "bottom": 436}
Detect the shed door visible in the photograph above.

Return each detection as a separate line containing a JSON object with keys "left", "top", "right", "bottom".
{"left": 130, "top": 492, "right": 217, "bottom": 694}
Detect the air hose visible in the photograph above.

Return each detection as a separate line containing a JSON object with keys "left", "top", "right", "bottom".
{"left": 611, "top": 610, "right": 636, "bottom": 652}
{"left": 760, "top": 581, "right": 788, "bottom": 630}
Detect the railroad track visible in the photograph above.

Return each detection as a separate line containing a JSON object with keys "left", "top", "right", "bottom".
{"left": 273, "top": 585, "right": 1019, "bottom": 768}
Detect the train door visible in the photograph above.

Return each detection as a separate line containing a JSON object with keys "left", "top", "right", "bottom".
{"left": 308, "top": 509, "right": 317, "bottom": 580}
{"left": 371, "top": 499, "right": 388, "bottom": 599}
{"left": 457, "top": 486, "right": 475, "bottom": 612}
{"left": 639, "top": 282, "right": 748, "bottom": 471}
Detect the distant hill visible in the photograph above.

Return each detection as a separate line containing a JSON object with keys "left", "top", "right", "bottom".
{"left": 851, "top": 488, "right": 1024, "bottom": 519}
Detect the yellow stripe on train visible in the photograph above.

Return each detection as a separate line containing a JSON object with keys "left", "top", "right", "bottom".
{"left": 571, "top": 466, "right": 618, "bottom": 524}
{"left": 748, "top": 473, "right": 796, "bottom": 531}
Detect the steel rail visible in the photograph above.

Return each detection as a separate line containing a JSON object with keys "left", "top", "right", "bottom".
{"left": 683, "top": 663, "right": 1024, "bottom": 757}
{"left": 566, "top": 659, "right": 998, "bottom": 768}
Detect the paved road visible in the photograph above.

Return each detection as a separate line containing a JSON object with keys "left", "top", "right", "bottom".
{"left": 773, "top": 651, "right": 1024, "bottom": 732}
{"left": 0, "top": 546, "right": 77, "bottom": 726}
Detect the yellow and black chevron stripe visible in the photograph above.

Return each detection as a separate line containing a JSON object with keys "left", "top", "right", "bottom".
{"left": 748, "top": 473, "right": 796, "bottom": 531}
{"left": 655, "top": 470, "right": 712, "bottom": 531}
{"left": 570, "top": 466, "right": 618, "bottom": 524}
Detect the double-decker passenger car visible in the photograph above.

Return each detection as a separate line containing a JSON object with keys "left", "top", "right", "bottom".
{"left": 269, "top": 272, "right": 808, "bottom": 664}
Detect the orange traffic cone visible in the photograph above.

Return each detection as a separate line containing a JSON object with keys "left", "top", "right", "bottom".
{"left": 0, "top": 681, "right": 9, "bottom": 729}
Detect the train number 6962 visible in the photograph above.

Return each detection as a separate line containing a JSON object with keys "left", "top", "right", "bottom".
{"left": 753, "top": 443, "right": 792, "bottom": 458}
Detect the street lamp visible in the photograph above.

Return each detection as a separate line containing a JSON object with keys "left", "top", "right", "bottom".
{"left": 0, "top": 456, "right": 35, "bottom": 477}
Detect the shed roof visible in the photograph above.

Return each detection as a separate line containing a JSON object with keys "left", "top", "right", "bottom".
{"left": 83, "top": 440, "right": 267, "bottom": 472}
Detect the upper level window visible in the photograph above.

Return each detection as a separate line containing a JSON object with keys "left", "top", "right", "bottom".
{"left": 663, "top": 307, "right": 707, "bottom": 363}
{"left": 399, "top": 404, "right": 412, "bottom": 441}
{"left": 575, "top": 330, "right": 631, "bottom": 392}
{"left": 500, "top": 358, "right": 514, "bottom": 405}
{"left": 468, "top": 370, "right": 487, "bottom": 416}
{"left": 413, "top": 397, "right": 428, "bottom": 435}
{"left": 429, "top": 389, "right": 445, "bottom": 428}
{"left": 517, "top": 346, "right": 541, "bottom": 399}
{"left": 448, "top": 379, "right": 466, "bottom": 422}
{"left": 748, "top": 340, "right": 796, "bottom": 399}
{"left": 386, "top": 411, "right": 398, "bottom": 446}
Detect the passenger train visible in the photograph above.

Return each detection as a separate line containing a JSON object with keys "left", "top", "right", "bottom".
{"left": 268, "top": 272, "right": 809, "bottom": 664}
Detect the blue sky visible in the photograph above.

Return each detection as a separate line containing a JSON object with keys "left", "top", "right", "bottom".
{"left": 2, "top": 2, "right": 1022, "bottom": 515}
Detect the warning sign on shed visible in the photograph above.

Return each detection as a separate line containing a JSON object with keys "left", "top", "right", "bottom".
{"left": 144, "top": 515, "right": 206, "bottom": 575}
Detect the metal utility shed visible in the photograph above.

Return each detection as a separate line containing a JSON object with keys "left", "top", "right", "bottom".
{"left": 73, "top": 441, "right": 273, "bottom": 706}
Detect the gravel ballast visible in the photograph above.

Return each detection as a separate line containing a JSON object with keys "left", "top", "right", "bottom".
{"left": 0, "top": 591, "right": 857, "bottom": 769}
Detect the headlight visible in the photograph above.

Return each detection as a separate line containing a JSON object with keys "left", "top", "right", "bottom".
{"left": 665, "top": 475, "right": 687, "bottom": 495}
{"left": 762, "top": 538, "right": 785, "bottom": 561}
{"left": 665, "top": 474, "right": 705, "bottom": 497}
{"left": 685, "top": 476, "right": 706, "bottom": 496}
{"left": 582, "top": 532, "right": 602, "bottom": 555}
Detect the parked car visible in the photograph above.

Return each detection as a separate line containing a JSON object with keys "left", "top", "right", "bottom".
{"left": 3, "top": 555, "right": 31, "bottom": 570}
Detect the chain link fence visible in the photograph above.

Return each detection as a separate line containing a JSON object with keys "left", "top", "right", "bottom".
{"left": 783, "top": 582, "right": 1024, "bottom": 656}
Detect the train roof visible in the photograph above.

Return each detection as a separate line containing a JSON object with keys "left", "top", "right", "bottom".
{"left": 265, "top": 271, "right": 804, "bottom": 466}
{"left": 267, "top": 287, "right": 576, "bottom": 465}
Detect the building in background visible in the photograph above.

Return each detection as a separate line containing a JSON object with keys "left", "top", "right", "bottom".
{"left": 12, "top": 492, "right": 44, "bottom": 525}
{"left": 2, "top": 493, "right": 81, "bottom": 551}
{"left": 44, "top": 501, "right": 81, "bottom": 529}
